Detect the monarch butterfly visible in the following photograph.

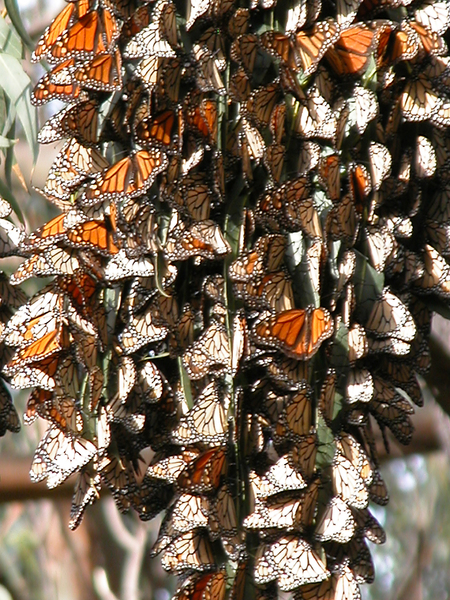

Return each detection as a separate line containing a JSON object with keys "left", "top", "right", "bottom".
{"left": 173, "top": 572, "right": 226, "bottom": 600}
{"left": 368, "top": 142, "right": 392, "bottom": 191}
{"left": 30, "top": 425, "right": 97, "bottom": 489}
{"left": 11, "top": 248, "right": 82, "bottom": 286}
{"left": 177, "top": 447, "right": 226, "bottom": 493}
{"left": 235, "top": 271, "right": 295, "bottom": 313}
{"left": 262, "top": 19, "right": 339, "bottom": 77}
{"left": 171, "top": 381, "right": 227, "bottom": 446}
{"left": 166, "top": 493, "right": 210, "bottom": 537}
{"left": 296, "top": 564, "right": 361, "bottom": 600}
{"left": 415, "top": 135, "right": 437, "bottom": 178}
{"left": 38, "top": 99, "right": 99, "bottom": 146}
{"left": 258, "top": 179, "right": 322, "bottom": 239}
{"left": 372, "top": 375, "right": 415, "bottom": 419}
{"left": 67, "top": 220, "right": 120, "bottom": 256}
{"left": 332, "top": 454, "right": 369, "bottom": 509}
{"left": 331, "top": 534, "right": 375, "bottom": 583}
{"left": 228, "top": 7, "right": 249, "bottom": 39}
{"left": 401, "top": 74, "right": 441, "bottom": 122}
{"left": 315, "top": 496, "right": 357, "bottom": 544}
{"left": 349, "top": 162, "right": 372, "bottom": 215}
{"left": 33, "top": 391, "right": 83, "bottom": 434}
{"left": 0, "top": 380, "right": 20, "bottom": 436}
{"left": 32, "top": 59, "right": 84, "bottom": 106}
{"left": 146, "top": 450, "right": 199, "bottom": 484}
{"left": 254, "top": 535, "right": 329, "bottom": 590}
{"left": 249, "top": 454, "right": 307, "bottom": 500}
{"left": 229, "top": 67, "right": 252, "bottom": 102}
{"left": 254, "top": 307, "right": 333, "bottom": 360}
{"left": 153, "top": 57, "right": 183, "bottom": 102}
{"left": 336, "top": 432, "right": 373, "bottom": 485}
{"left": 264, "top": 143, "right": 285, "bottom": 183}
{"left": 3, "top": 309, "right": 61, "bottom": 351}
{"left": 164, "top": 220, "right": 231, "bottom": 261}
{"left": 353, "top": 507, "right": 386, "bottom": 544}
{"left": 326, "top": 194, "right": 360, "bottom": 245}
{"left": 348, "top": 323, "right": 369, "bottom": 364}
{"left": 199, "top": 26, "right": 226, "bottom": 71}
{"left": 182, "top": 320, "right": 230, "bottom": 380}
{"left": 229, "top": 235, "right": 286, "bottom": 282}
{"left": 32, "top": 2, "right": 78, "bottom": 62}
{"left": 136, "top": 361, "right": 165, "bottom": 403}
{"left": 367, "top": 469, "right": 389, "bottom": 506}
{"left": 365, "top": 289, "right": 416, "bottom": 345}
{"left": 98, "top": 454, "right": 134, "bottom": 504}
{"left": 413, "top": 244, "right": 450, "bottom": 298}
{"left": 209, "top": 484, "right": 239, "bottom": 541}
{"left": 124, "top": 8, "right": 177, "bottom": 58}
{"left": 319, "top": 154, "right": 340, "bottom": 202}
{"left": 103, "top": 250, "right": 157, "bottom": 281}
{"left": 274, "top": 386, "right": 312, "bottom": 441}
{"left": 43, "top": 139, "right": 108, "bottom": 207}
{"left": 83, "top": 149, "right": 168, "bottom": 204}
{"left": 185, "top": 94, "right": 218, "bottom": 144}
{"left": 135, "top": 109, "right": 176, "bottom": 147}
{"left": 352, "top": 86, "right": 379, "bottom": 135}
{"left": 120, "top": 3, "right": 153, "bottom": 40}
{"left": 74, "top": 49, "right": 122, "bottom": 91}
{"left": 325, "top": 21, "right": 390, "bottom": 76}
{"left": 119, "top": 306, "right": 169, "bottom": 354}
{"left": 346, "top": 368, "right": 374, "bottom": 404}
{"left": 48, "top": 8, "right": 120, "bottom": 63}
{"left": 165, "top": 174, "right": 212, "bottom": 221}
{"left": 21, "top": 213, "right": 76, "bottom": 253}
{"left": 186, "top": 0, "right": 234, "bottom": 31}
{"left": 244, "top": 495, "right": 306, "bottom": 532}
{"left": 230, "top": 33, "right": 260, "bottom": 75}
{"left": 112, "top": 355, "right": 136, "bottom": 404}
{"left": 293, "top": 86, "right": 337, "bottom": 140}
{"left": 270, "top": 102, "right": 286, "bottom": 144}
{"left": 409, "top": 19, "right": 447, "bottom": 55}
{"left": 69, "top": 470, "right": 101, "bottom": 530}
{"left": 376, "top": 22, "right": 419, "bottom": 68}
{"left": 160, "top": 530, "right": 216, "bottom": 573}
{"left": 192, "top": 43, "right": 226, "bottom": 95}
{"left": 246, "top": 84, "right": 281, "bottom": 128}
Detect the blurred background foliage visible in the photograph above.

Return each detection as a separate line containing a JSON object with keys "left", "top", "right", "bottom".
{"left": 0, "top": 0, "right": 449, "bottom": 598}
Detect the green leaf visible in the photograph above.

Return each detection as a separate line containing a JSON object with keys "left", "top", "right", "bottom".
{"left": 0, "top": 135, "right": 16, "bottom": 147}
{"left": 0, "top": 92, "right": 16, "bottom": 137}
{"left": 4, "top": 0, "right": 34, "bottom": 53}
{"left": 0, "top": 14, "right": 23, "bottom": 59}
{"left": 0, "top": 53, "right": 38, "bottom": 162}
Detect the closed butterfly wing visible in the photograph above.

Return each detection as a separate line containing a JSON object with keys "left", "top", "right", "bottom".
{"left": 255, "top": 536, "right": 329, "bottom": 590}
{"left": 173, "top": 572, "right": 226, "bottom": 600}
{"left": 182, "top": 320, "right": 231, "bottom": 380}
{"left": 171, "top": 381, "right": 227, "bottom": 446}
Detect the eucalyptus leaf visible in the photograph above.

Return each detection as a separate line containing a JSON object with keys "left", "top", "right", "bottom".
{"left": 0, "top": 53, "right": 37, "bottom": 161}
{"left": 0, "top": 135, "right": 16, "bottom": 148}
{"left": 4, "top": 0, "right": 34, "bottom": 52}
{"left": 0, "top": 15, "right": 22, "bottom": 59}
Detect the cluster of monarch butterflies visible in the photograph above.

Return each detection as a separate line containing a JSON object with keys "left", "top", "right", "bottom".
{"left": 0, "top": 0, "right": 449, "bottom": 597}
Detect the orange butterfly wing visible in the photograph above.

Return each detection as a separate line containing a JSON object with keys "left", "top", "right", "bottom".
{"left": 326, "top": 24, "right": 379, "bottom": 75}
{"left": 255, "top": 307, "right": 333, "bottom": 359}
{"left": 32, "top": 3, "right": 76, "bottom": 61}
